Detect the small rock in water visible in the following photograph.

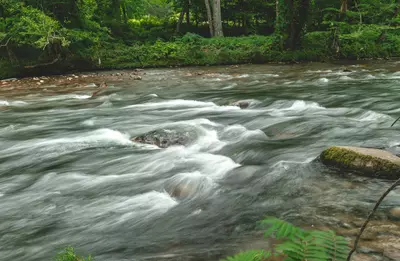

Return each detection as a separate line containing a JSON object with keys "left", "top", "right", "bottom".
{"left": 230, "top": 100, "right": 250, "bottom": 109}
{"left": 131, "top": 129, "right": 195, "bottom": 148}
{"left": 168, "top": 184, "right": 192, "bottom": 199}
{"left": 343, "top": 68, "right": 353, "bottom": 72}
{"left": 130, "top": 75, "right": 142, "bottom": 80}
{"left": 389, "top": 207, "right": 400, "bottom": 220}
{"left": 39, "top": 80, "right": 44, "bottom": 83}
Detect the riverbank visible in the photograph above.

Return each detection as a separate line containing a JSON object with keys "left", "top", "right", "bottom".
{"left": 2, "top": 30, "right": 400, "bottom": 80}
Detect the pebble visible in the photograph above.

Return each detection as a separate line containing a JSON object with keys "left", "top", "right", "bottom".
{"left": 389, "top": 207, "right": 400, "bottom": 219}
{"left": 39, "top": 80, "right": 44, "bottom": 83}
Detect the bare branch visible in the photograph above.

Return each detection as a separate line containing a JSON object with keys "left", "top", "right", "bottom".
{"left": 347, "top": 177, "right": 400, "bottom": 261}
{"left": 24, "top": 54, "right": 61, "bottom": 69}
{"left": 0, "top": 37, "right": 11, "bottom": 48}
{"left": 391, "top": 116, "right": 400, "bottom": 127}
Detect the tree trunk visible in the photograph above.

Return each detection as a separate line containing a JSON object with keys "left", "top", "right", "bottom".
{"left": 204, "top": 0, "right": 214, "bottom": 37}
{"left": 340, "top": 0, "right": 348, "bottom": 13}
{"left": 186, "top": 0, "right": 191, "bottom": 24}
{"left": 275, "top": 0, "right": 311, "bottom": 50}
{"left": 176, "top": 9, "right": 185, "bottom": 33}
{"left": 276, "top": 0, "right": 279, "bottom": 21}
{"left": 212, "top": 0, "right": 224, "bottom": 36}
{"left": 122, "top": 3, "right": 128, "bottom": 24}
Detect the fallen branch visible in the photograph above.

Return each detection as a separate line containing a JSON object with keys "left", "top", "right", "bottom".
{"left": 391, "top": 116, "right": 400, "bottom": 127}
{"left": 24, "top": 54, "right": 60, "bottom": 69}
{"left": 347, "top": 177, "right": 400, "bottom": 261}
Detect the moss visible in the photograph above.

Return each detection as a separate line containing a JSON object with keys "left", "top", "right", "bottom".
{"left": 320, "top": 146, "right": 400, "bottom": 180}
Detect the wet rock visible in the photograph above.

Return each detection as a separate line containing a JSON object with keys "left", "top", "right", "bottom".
{"left": 230, "top": 100, "right": 250, "bottom": 109}
{"left": 131, "top": 129, "right": 195, "bottom": 148}
{"left": 168, "top": 184, "right": 193, "bottom": 199}
{"left": 91, "top": 82, "right": 108, "bottom": 98}
{"left": 320, "top": 146, "right": 400, "bottom": 179}
{"left": 130, "top": 75, "right": 142, "bottom": 80}
{"left": 389, "top": 207, "right": 400, "bottom": 221}
{"left": 343, "top": 69, "right": 353, "bottom": 72}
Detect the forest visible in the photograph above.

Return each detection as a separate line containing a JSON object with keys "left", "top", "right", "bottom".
{"left": 1, "top": 0, "right": 400, "bottom": 79}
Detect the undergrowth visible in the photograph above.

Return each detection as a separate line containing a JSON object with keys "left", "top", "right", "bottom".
{"left": 221, "top": 217, "right": 350, "bottom": 261}
{"left": 55, "top": 247, "right": 93, "bottom": 261}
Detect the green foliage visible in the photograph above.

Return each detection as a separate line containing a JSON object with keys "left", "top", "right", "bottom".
{"left": 220, "top": 250, "right": 271, "bottom": 261}
{"left": 260, "top": 217, "right": 350, "bottom": 261}
{"left": 221, "top": 217, "right": 350, "bottom": 261}
{"left": 55, "top": 247, "right": 93, "bottom": 261}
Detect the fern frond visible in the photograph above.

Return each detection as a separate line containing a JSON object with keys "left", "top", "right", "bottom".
{"left": 259, "top": 217, "right": 305, "bottom": 240}
{"left": 219, "top": 250, "right": 271, "bottom": 261}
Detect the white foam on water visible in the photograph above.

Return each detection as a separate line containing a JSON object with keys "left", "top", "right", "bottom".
{"left": 365, "top": 74, "right": 376, "bottom": 80}
{"left": 148, "top": 93, "right": 158, "bottom": 97}
{"left": 339, "top": 76, "right": 353, "bottom": 81}
{"left": 95, "top": 190, "right": 178, "bottom": 226}
{"left": 306, "top": 70, "right": 332, "bottom": 74}
{"left": 317, "top": 78, "right": 329, "bottom": 84}
{"left": 82, "top": 119, "right": 95, "bottom": 126}
{"left": 187, "top": 153, "right": 240, "bottom": 178}
{"left": 0, "top": 100, "right": 9, "bottom": 106}
{"left": 283, "top": 100, "right": 325, "bottom": 111}
{"left": 263, "top": 74, "right": 279, "bottom": 77}
{"left": 72, "top": 94, "right": 91, "bottom": 100}
{"left": 45, "top": 94, "right": 91, "bottom": 101}
{"left": 266, "top": 100, "right": 325, "bottom": 116}
{"left": 5, "top": 128, "right": 133, "bottom": 154}
{"left": 222, "top": 83, "right": 238, "bottom": 89}
{"left": 357, "top": 111, "right": 390, "bottom": 122}
{"left": 123, "top": 99, "right": 216, "bottom": 109}
{"left": 235, "top": 74, "right": 249, "bottom": 78}
{"left": 221, "top": 124, "right": 267, "bottom": 143}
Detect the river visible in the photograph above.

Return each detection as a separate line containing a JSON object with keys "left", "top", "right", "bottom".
{"left": 0, "top": 62, "right": 399, "bottom": 261}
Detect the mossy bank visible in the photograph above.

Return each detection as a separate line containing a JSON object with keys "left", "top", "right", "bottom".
{"left": 3, "top": 29, "right": 400, "bottom": 80}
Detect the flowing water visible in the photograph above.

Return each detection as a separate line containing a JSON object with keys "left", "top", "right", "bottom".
{"left": 0, "top": 62, "right": 400, "bottom": 261}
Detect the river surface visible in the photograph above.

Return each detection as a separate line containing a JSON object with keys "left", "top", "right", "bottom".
{"left": 0, "top": 62, "right": 400, "bottom": 261}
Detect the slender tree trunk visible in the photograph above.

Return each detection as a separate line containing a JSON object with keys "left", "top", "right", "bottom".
{"left": 204, "top": 0, "right": 214, "bottom": 37}
{"left": 212, "top": 0, "right": 224, "bottom": 36}
{"left": 340, "top": 0, "right": 348, "bottom": 13}
{"left": 276, "top": 0, "right": 279, "bottom": 21}
{"left": 186, "top": 9, "right": 190, "bottom": 24}
{"left": 176, "top": 9, "right": 185, "bottom": 33}
{"left": 186, "top": 0, "right": 191, "bottom": 24}
{"left": 122, "top": 3, "right": 128, "bottom": 24}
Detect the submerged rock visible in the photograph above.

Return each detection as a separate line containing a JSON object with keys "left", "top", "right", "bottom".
{"left": 230, "top": 100, "right": 250, "bottom": 109}
{"left": 131, "top": 129, "right": 195, "bottom": 148}
{"left": 320, "top": 146, "right": 400, "bottom": 179}
{"left": 91, "top": 82, "right": 108, "bottom": 98}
